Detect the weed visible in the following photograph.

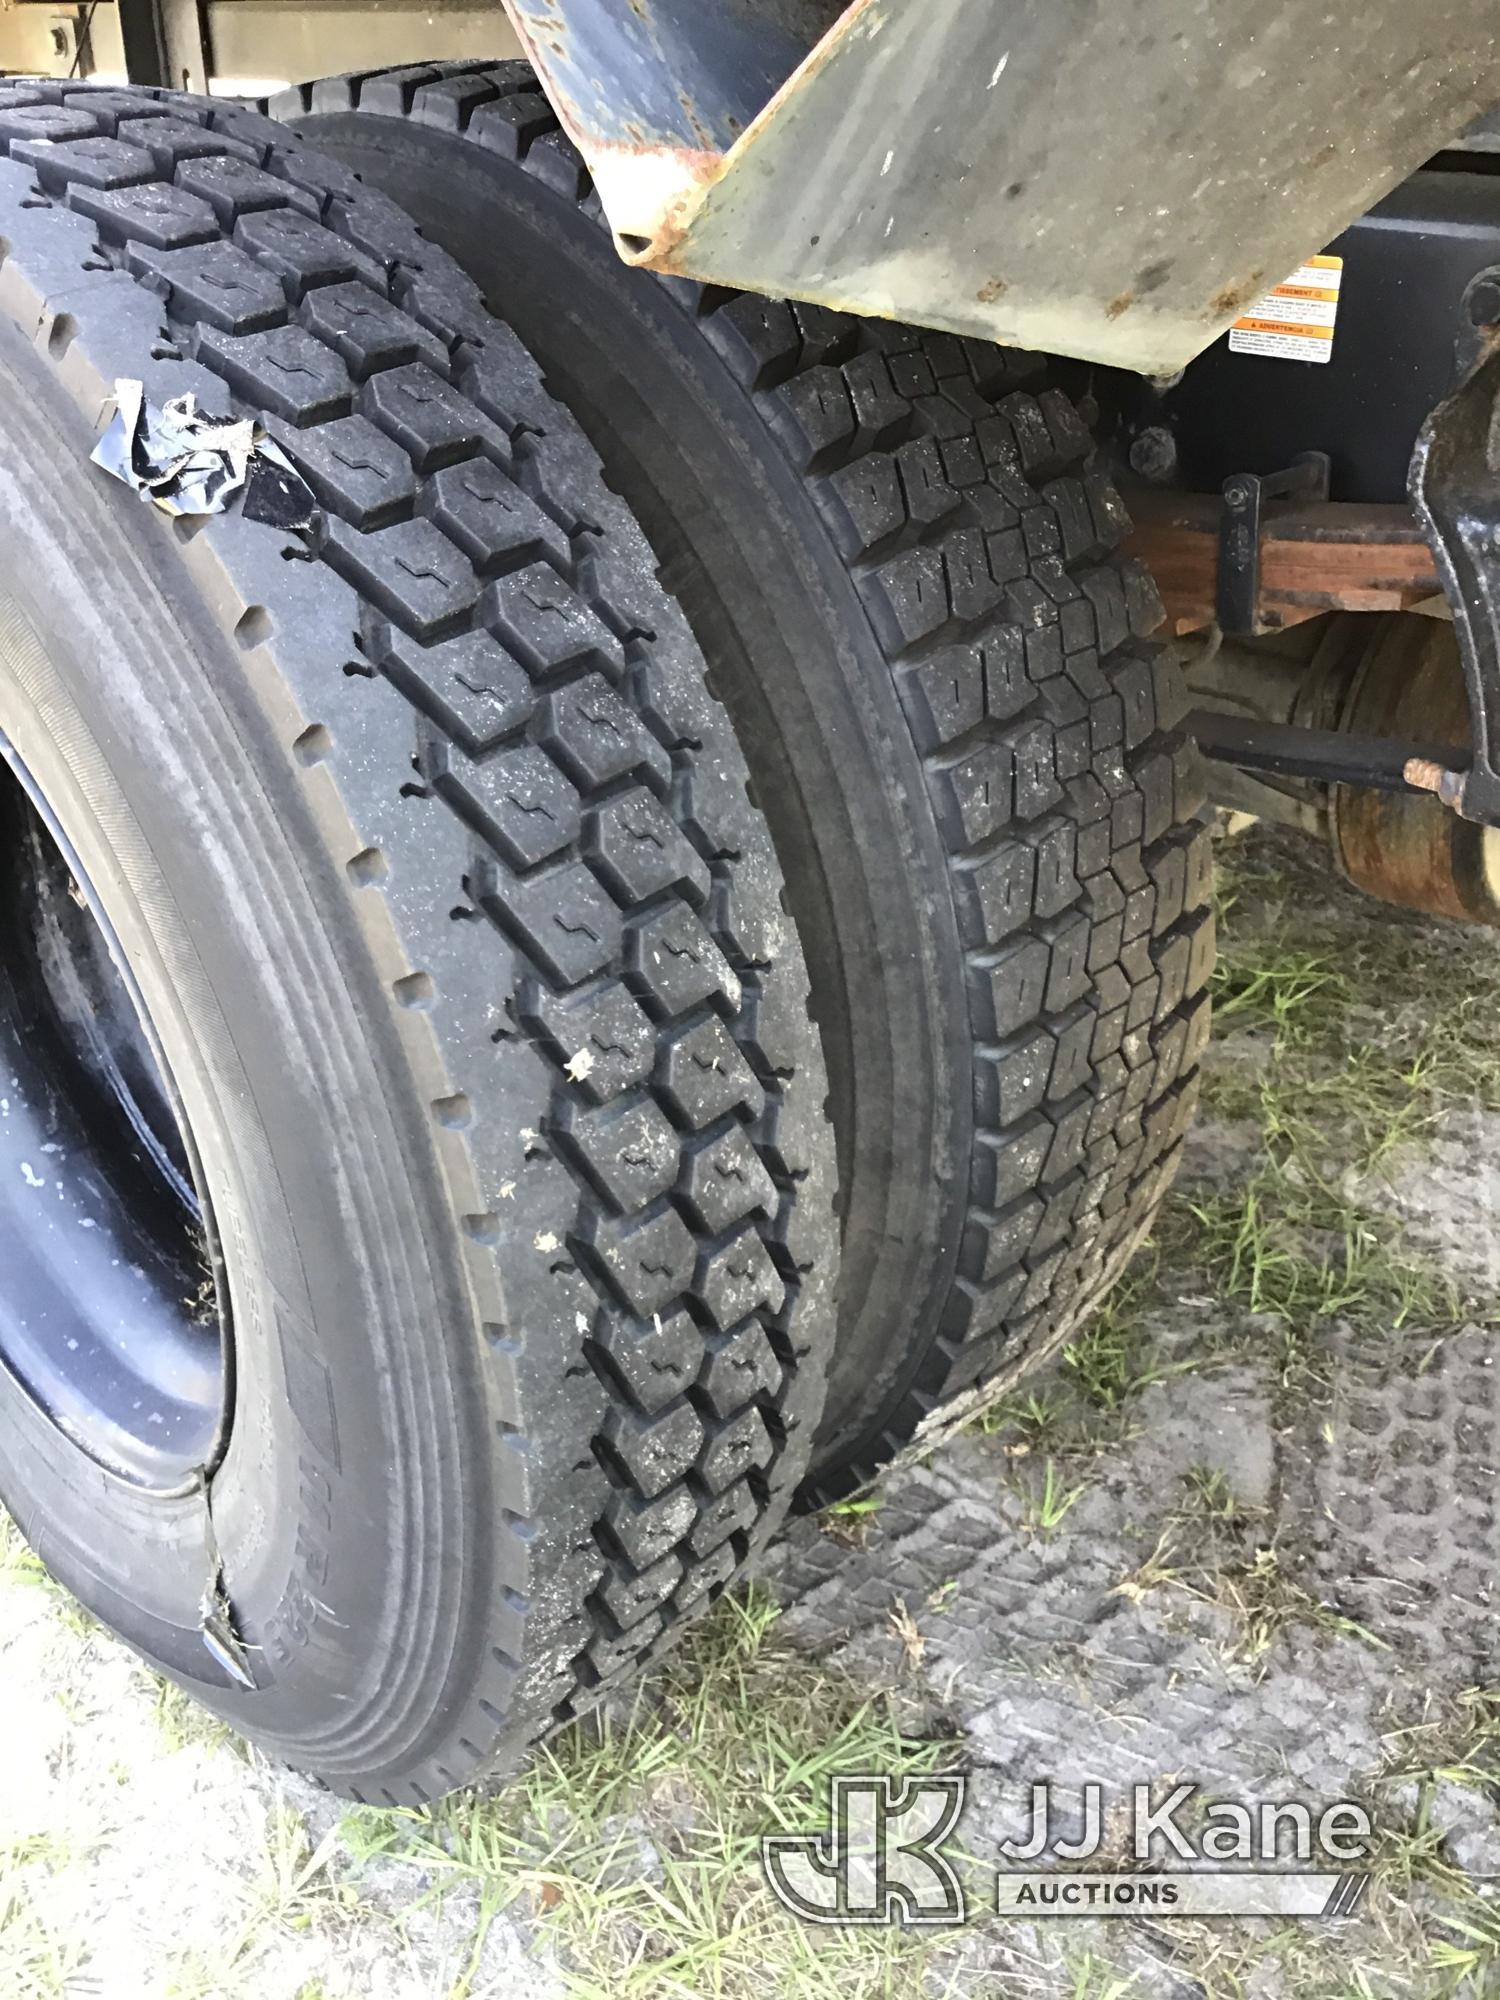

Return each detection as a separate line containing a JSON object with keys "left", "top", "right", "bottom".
{"left": 1213, "top": 946, "right": 1346, "bottom": 1043}
{"left": 888, "top": 1597, "right": 925, "bottom": 1670}
{"left": 149, "top": 1675, "right": 235, "bottom": 1759}
{"left": 821, "top": 1491, "right": 883, "bottom": 1548}
{"left": 1016, "top": 1459, "right": 1088, "bottom": 1536}
{"left": 162, "top": 1805, "right": 364, "bottom": 2000}
{"left": 1178, "top": 1464, "right": 1246, "bottom": 1524}
{"left": 0, "top": 1888, "right": 86, "bottom": 2000}
{"left": 972, "top": 1266, "right": 1201, "bottom": 1474}
{"left": 1065, "top": 1954, "right": 1140, "bottom": 1999}
{"left": 1062, "top": 1286, "right": 1199, "bottom": 1413}
{"left": 336, "top": 1587, "right": 967, "bottom": 1999}
{"left": 1113, "top": 1466, "right": 1387, "bottom": 1667}
{"left": 0, "top": 1522, "right": 49, "bottom": 1589}
{"left": 1154, "top": 836, "right": 1499, "bottom": 1389}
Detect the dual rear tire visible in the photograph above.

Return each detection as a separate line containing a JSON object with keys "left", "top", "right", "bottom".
{"left": 0, "top": 68, "right": 1212, "bottom": 1800}
{"left": 285, "top": 63, "right": 1216, "bottom": 1504}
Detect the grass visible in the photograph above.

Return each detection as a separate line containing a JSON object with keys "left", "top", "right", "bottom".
{"left": 335, "top": 1587, "right": 968, "bottom": 2000}
{"left": 1017, "top": 829, "right": 1500, "bottom": 1995}
{"left": 1402, "top": 1686, "right": 1500, "bottom": 1794}
{"left": 1063, "top": 1962, "right": 1140, "bottom": 2000}
{"left": 1112, "top": 1463, "right": 1387, "bottom": 1668}
{"left": 1170, "top": 1169, "right": 1464, "bottom": 1374}
{"left": 163, "top": 1808, "right": 362, "bottom": 2000}
{"left": 821, "top": 1491, "right": 885, "bottom": 1548}
{"left": 1193, "top": 1051, "right": 1449, "bottom": 1339}
{"left": 1213, "top": 828, "right": 1500, "bottom": 1092}
{"left": 0, "top": 1835, "right": 88, "bottom": 2000}
{"left": 0, "top": 1885, "right": 86, "bottom": 2000}
{"left": 1206, "top": 832, "right": 1500, "bottom": 1149}
{"left": 1352, "top": 1685, "right": 1500, "bottom": 1997}
{"left": 968, "top": 828, "right": 1498, "bottom": 1476}
{"left": 1171, "top": 838, "right": 1500, "bottom": 1387}
{"left": 1012, "top": 1457, "right": 1089, "bottom": 1535}
{"left": 148, "top": 1674, "right": 238, "bottom": 1761}
{"left": 0, "top": 1528, "right": 50, "bottom": 1590}
{"left": 1211, "top": 944, "right": 1346, "bottom": 1043}
{"left": 1107, "top": 836, "right": 1496, "bottom": 1399}
{"left": 1069, "top": 1678, "right": 1500, "bottom": 2000}
{"left": 971, "top": 1262, "right": 1202, "bottom": 1465}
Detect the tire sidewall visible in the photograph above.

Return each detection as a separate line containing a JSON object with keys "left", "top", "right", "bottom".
{"left": 0, "top": 315, "right": 492, "bottom": 1765}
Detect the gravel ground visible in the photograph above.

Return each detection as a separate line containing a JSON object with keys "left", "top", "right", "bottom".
{"left": 6, "top": 821, "right": 1500, "bottom": 2000}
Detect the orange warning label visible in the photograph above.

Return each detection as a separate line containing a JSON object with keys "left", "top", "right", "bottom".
{"left": 1229, "top": 255, "right": 1343, "bottom": 364}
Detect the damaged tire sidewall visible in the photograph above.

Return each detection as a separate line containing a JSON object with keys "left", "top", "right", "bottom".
{"left": 0, "top": 316, "right": 491, "bottom": 1746}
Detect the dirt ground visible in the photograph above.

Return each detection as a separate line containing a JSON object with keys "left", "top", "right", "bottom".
{"left": 6, "top": 820, "right": 1500, "bottom": 2000}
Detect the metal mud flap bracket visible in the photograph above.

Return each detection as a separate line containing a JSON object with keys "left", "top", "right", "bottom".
{"left": 1409, "top": 308, "right": 1500, "bottom": 825}
{"left": 1190, "top": 298, "right": 1500, "bottom": 829}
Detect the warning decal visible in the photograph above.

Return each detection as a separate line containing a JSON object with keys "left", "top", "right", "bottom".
{"left": 1228, "top": 255, "right": 1343, "bottom": 364}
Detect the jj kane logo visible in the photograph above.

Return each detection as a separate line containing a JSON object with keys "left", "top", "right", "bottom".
{"left": 762, "top": 1776, "right": 1373, "bottom": 1926}
{"left": 763, "top": 1775, "right": 967, "bottom": 1923}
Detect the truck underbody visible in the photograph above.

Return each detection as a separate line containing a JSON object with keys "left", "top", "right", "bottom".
{"left": 6, "top": 0, "right": 1500, "bottom": 894}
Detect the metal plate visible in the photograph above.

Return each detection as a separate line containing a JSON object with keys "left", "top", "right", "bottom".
{"left": 1156, "top": 170, "right": 1500, "bottom": 507}
{"left": 505, "top": 0, "right": 1500, "bottom": 374}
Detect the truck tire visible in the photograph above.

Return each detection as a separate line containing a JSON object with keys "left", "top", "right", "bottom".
{"left": 283, "top": 63, "right": 1216, "bottom": 1506}
{"left": 0, "top": 80, "right": 837, "bottom": 1801}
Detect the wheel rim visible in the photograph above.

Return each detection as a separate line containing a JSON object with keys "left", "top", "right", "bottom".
{"left": 0, "top": 736, "right": 230, "bottom": 1492}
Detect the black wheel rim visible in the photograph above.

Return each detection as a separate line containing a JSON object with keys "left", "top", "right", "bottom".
{"left": 0, "top": 735, "right": 230, "bottom": 1492}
